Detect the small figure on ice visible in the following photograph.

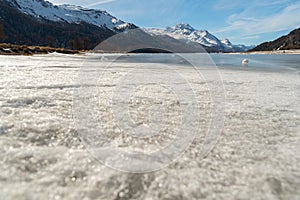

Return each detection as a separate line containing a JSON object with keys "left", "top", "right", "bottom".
{"left": 242, "top": 59, "right": 249, "bottom": 66}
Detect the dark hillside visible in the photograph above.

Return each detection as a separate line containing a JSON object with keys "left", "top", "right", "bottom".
{"left": 250, "top": 28, "right": 300, "bottom": 51}
{"left": 0, "top": 0, "right": 117, "bottom": 50}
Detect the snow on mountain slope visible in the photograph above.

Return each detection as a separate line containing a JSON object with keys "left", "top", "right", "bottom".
{"left": 221, "top": 39, "right": 232, "bottom": 47}
{"left": 147, "top": 24, "right": 222, "bottom": 47}
{"left": 6, "top": 0, "right": 132, "bottom": 31}
{"left": 146, "top": 24, "right": 252, "bottom": 52}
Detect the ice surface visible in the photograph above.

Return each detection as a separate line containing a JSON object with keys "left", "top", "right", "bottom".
{"left": 0, "top": 53, "right": 299, "bottom": 199}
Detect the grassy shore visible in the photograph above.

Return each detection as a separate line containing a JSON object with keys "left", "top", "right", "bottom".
{"left": 0, "top": 43, "right": 79, "bottom": 55}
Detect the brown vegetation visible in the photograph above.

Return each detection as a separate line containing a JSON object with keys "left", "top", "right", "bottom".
{"left": 0, "top": 43, "right": 79, "bottom": 55}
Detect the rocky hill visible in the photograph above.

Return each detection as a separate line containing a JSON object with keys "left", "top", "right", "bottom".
{"left": 250, "top": 28, "right": 300, "bottom": 51}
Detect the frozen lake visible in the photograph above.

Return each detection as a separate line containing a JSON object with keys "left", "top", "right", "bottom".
{"left": 0, "top": 53, "right": 299, "bottom": 199}
{"left": 211, "top": 53, "right": 300, "bottom": 72}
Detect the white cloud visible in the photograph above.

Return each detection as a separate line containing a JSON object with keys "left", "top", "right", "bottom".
{"left": 214, "top": 0, "right": 249, "bottom": 10}
{"left": 47, "top": 0, "right": 117, "bottom": 6}
{"left": 214, "top": 0, "right": 290, "bottom": 10}
{"left": 86, "top": 0, "right": 117, "bottom": 7}
{"left": 215, "top": 1, "right": 300, "bottom": 35}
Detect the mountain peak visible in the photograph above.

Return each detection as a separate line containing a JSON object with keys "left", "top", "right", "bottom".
{"left": 174, "top": 23, "right": 195, "bottom": 31}
{"left": 221, "top": 38, "right": 232, "bottom": 46}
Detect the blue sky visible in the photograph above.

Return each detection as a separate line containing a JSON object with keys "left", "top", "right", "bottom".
{"left": 48, "top": 0, "right": 300, "bottom": 45}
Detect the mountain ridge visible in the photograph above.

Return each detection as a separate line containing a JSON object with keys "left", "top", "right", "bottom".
{"left": 146, "top": 24, "right": 254, "bottom": 52}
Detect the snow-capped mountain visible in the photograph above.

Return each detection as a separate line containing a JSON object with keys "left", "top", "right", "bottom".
{"left": 0, "top": 0, "right": 138, "bottom": 49}
{"left": 147, "top": 24, "right": 222, "bottom": 47}
{"left": 6, "top": 0, "right": 133, "bottom": 32}
{"left": 146, "top": 24, "right": 252, "bottom": 52}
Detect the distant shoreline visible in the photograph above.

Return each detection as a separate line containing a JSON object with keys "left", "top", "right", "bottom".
{"left": 227, "top": 49, "right": 300, "bottom": 55}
